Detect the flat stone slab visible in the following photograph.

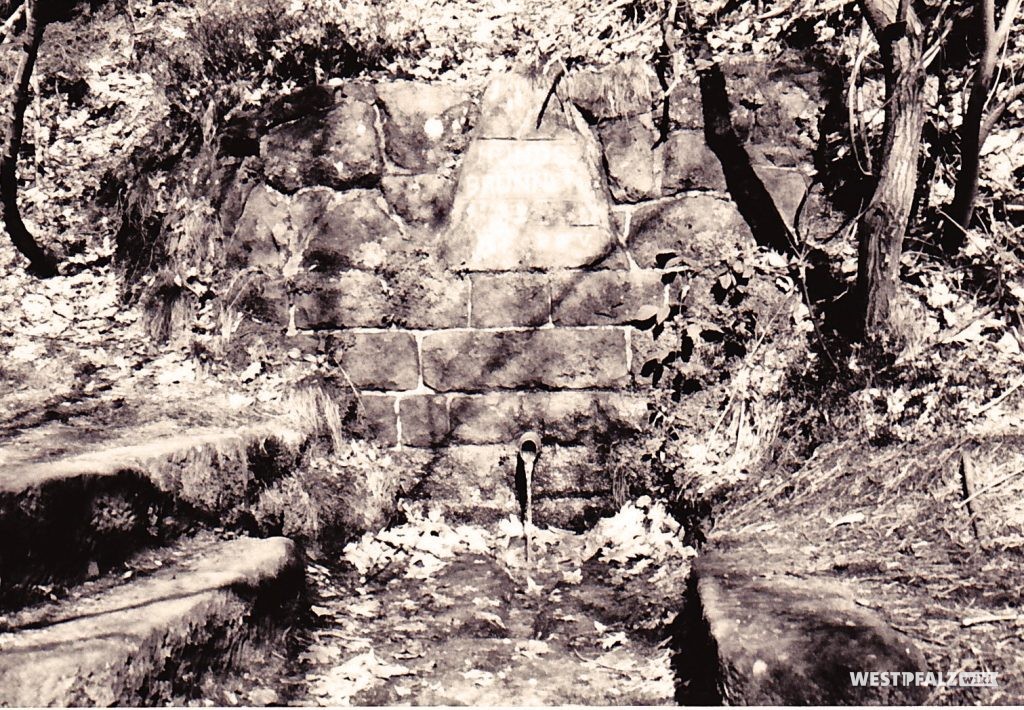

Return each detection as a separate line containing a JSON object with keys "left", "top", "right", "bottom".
{"left": 442, "top": 73, "right": 616, "bottom": 271}
{"left": 0, "top": 418, "right": 303, "bottom": 607}
{"left": 0, "top": 536, "right": 303, "bottom": 706}
{"left": 674, "top": 551, "right": 929, "bottom": 705}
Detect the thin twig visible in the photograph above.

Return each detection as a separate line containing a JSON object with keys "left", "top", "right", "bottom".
{"left": 962, "top": 612, "right": 1020, "bottom": 627}
{"left": 956, "top": 467, "right": 1024, "bottom": 508}
{"left": 974, "top": 373, "right": 1024, "bottom": 416}
{"left": 958, "top": 454, "right": 981, "bottom": 541}
{"left": 849, "top": 19, "right": 875, "bottom": 177}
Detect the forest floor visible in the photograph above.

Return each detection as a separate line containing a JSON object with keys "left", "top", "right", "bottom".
{"left": 289, "top": 502, "right": 693, "bottom": 706}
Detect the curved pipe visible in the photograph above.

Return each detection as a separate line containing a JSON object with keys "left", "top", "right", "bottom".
{"left": 518, "top": 431, "right": 541, "bottom": 461}
{"left": 515, "top": 431, "right": 542, "bottom": 565}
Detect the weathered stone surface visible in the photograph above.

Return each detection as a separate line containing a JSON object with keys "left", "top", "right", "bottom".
{"left": 261, "top": 94, "right": 382, "bottom": 193}
{"left": 627, "top": 195, "right": 751, "bottom": 269}
{"left": 667, "top": 80, "right": 704, "bottom": 130}
{"left": 662, "top": 130, "right": 727, "bottom": 193}
{"left": 0, "top": 536, "right": 302, "bottom": 707}
{"left": 327, "top": 331, "right": 419, "bottom": 391}
{"left": 290, "top": 270, "right": 466, "bottom": 330}
{"left": 387, "top": 272, "right": 469, "bottom": 329}
{"left": 598, "top": 117, "right": 660, "bottom": 202}
{"left": 410, "top": 445, "right": 516, "bottom": 521}
{"left": 443, "top": 137, "right": 615, "bottom": 270}
{"left": 411, "top": 444, "right": 611, "bottom": 524}
{"left": 230, "top": 186, "right": 403, "bottom": 275}
{"left": 448, "top": 392, "right": 647, "bottom": 444}
{"left": 723, "top": 56, "right": 822, "bottom": 168}
{"left": 675, "top": 551, "right": 928, "bottom": 705}
{"left": 421, "top": 329, "right": 629, "bottom": 392}
{"left": 400, "top": 395, "right": 450, "bottom": 447}
{"left": 227, "top": 185, "right": 292, "bottom": 270}
{"left": 291, "top": 272, "right": 389, "bottom": 329}
{"left": 354, "top": 394, "right": 398, "bottom": 446}
{"left": 599, "top": 122, "right": 727, "bottom": 201}
{"left": 376, "top": 82, "right": 476, "bottom": 171}
{"left": 475, "top": 72, "right": 572, "bottom": 139}
{"left": 219, "top": 157, "right": 263, "bottom": 236}
{"left": 233, "top": 273, "right": 290, "bottom": 325}
{"left": 301, "top": 189, "right": 404, "bottom": 272}
{"left": 471, "top": 273, "right": 550, "bottom": 328}
{"left": 754, "top": 164, "right": 810, "bottom": 227}
{"left": 447, "top": 394, "right": 521, "bottom": 444}
{"left": 564, "top": 60, "right": 656, "bottom": 121}
{"left": 550, "top": 270, "right": 664, "bottom": 326}
{"left": 381, "top": 174, "right": 457, "bottom": 228}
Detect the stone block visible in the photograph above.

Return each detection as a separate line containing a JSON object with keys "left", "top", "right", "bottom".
{"left": 381, "top": 174, "right": 457, "bottom": 228}
{"left": 261, "top": 94, "right": 382, "bottom": 193}
{"left": 300, "top": 189, "right": 404, "bottom": 272}
{"left": 291, "top": 272, "right": 389, "bottom": 329}
{"left": 447, "top": 394, "right": 522, "bottom": 444}
{"left": 352, "top": 394, "right": 398, "bottom": 447}
{"left": 564, "top": 60, "right": 656, "bottom": 121}
{"left": 598, "top": 116, "right": 660, "bottom": 202}
{"left": 410, "top": 444, "right": 612, "bottom": 524}
{"left": 399, "top": 395, "right": 450, "bottom": 447}
{"left": 675, "top": 551, "right": 928, "bottom": 705}
{"left": 232, "top": 273, "right": 290, "bottom": 326}
{"left": 448, "top": 392, "right": 648, "bottom": 444}
{"left": 627, "top": 195, "right": 751, "bottom": 269}
{"left": 475, "top": 73, "right": 572, "bottom": 139}
{"left": 326, "top": 331, "right": 419, "bottom": 391}
{"left": 219, "top": 157, "right": 262, "bottom": 236}
{"left": 662, "top": 130, "right": 727, "bottom": 193}
{"left": 443, "top": 137, "right": 615, "bottom": 270}
{"left": 470, "top": 273, "right": 550, "bottom": 327}
{"left": 528, "top": 392, "right": 647, "bottom": 443}
{"left": 410, "top": 444, "right": 518, "bottom": 521}
{"left": 0, "top": 536, "right": 302, "bottom": 708}
{"left": 667, "top": 80, "right": 704, "bottom": 130}
{"left": 722, "top": 56, "right": 823, "bottom": 168}
{"left": 550, "top": 270, "right": 664, "bottom": 326}
{"left": 753, "top": 164, "right": 810, "bottom": 227}
{"left": 533, "top": 498, "right": 616, "bottom": 531}
{"left": 227, "top": 185, "right": 291, "bottom": 271}
{"left": 421, "top": 329, "right": 629, "bottom": 392}
{"left": 386, "top": 272, "right": 469, "bottom": 329}
{"left": 376, "top": 82, "right": 476, "bottom": 171}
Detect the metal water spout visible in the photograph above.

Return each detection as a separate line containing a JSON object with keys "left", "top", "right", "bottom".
{"left": 515, "top": 431, "right": 541, "bottom": 564}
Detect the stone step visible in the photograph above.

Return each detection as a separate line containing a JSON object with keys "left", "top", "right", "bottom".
{"left": 672, "top": 550, "right": 928, "bottom": 705}
{"left": 0, "top": 535, "right": 304, "bottom": 707}
{"left": 0, "top": 420, "right": 306, "bottom": 608}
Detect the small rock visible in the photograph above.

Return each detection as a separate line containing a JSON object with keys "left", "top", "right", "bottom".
{"left": 247, "top": 688, "right": 279, "bottom": 706}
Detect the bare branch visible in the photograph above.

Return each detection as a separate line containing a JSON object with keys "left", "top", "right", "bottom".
{"left": 848, "top": 19, "right": 876, "bottom": 176}
{"left": 995, "top": 0, "right": 1022, "bottom": 46}
{"left": 0, "top": 2, "right": 22, "bottom": 44}
{"left": 980, "top": 81, "right": 1024, "bottom": 142}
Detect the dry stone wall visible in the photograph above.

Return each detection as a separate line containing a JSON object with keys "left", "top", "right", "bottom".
{"left": 219, "top": 64, "right": 818, "bottom": 524}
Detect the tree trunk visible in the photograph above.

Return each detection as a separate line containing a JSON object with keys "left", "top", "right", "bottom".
{"left": 854, "top": 0, "right": 926, "bottom": 340}
{"left": 1, "top": 0, "right": 58, "bottom": 277}
{"left": 943, "top": 0, "right": 1022, "bottom": 253}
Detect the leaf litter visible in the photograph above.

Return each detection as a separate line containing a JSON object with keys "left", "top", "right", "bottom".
{"left": 296, "top": 499, "right": 695, "bottom": 705}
